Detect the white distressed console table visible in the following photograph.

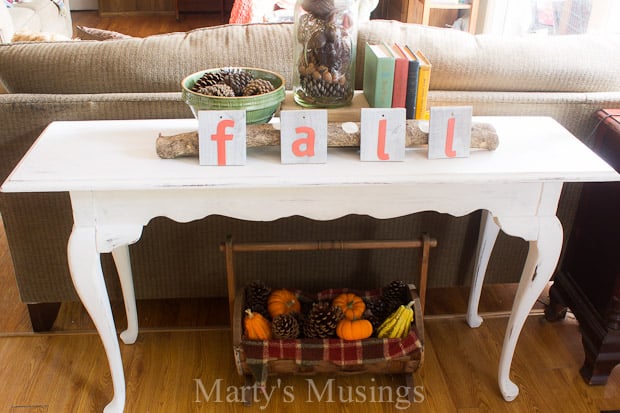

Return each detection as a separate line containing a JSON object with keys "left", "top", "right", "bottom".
{"left": 2, "top": 117, "right": 619, "bottom": 412}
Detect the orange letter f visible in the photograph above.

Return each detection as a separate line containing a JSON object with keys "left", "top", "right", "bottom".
{"left": 211, "top": 119, "right": 235, "bottom": 165}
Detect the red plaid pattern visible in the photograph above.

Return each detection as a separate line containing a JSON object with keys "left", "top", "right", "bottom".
{"left": 243, "top": 329, "right": 421, "bottom": 367}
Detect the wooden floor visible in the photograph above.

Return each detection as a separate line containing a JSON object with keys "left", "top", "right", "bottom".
{"left": 1, "top": 210, "right": 619, "bottom": 412}
{"left": 0, "top": 12, "right": 619, "bottom": 412}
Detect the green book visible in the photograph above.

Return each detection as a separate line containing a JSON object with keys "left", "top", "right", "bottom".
{"left": 363, "top": 43, "right": 395, "bottom": 108}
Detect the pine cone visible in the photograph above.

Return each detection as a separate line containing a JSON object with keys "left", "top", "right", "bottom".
{"left": 367, "top": 297, "right": 399, "bottom": 325}
{"left": 365, "top": 312, "right": 382, "bottom": 333}
{"left": 383, "top": 281, "right": 409, "bottom": 306}
{"left": 300, "top": 75, "right": 349, "bottom": 99}
{"left": 302, "top": 301, "right": 343, "bottom": 338}
{"left": 191, "top": 72, "right": 224, "bottom": 92}
{"left": 272, "top": 313, "right": 300, "bottom": 339}
{"left": 221, "top": 69, "right": 255, "bottom": 96}
{"left": 245, "top": 281, "right": 271, "bottom": 319}
{"left": 196, "top": 83, "right": 235, "bottom": 97}
{"left": 243, "top": 79, "right": 275, "bottom": 96}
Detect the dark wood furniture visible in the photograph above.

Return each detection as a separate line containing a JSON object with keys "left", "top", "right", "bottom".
{"left": 546, "top": 109, "right": 620, "bottom": 384}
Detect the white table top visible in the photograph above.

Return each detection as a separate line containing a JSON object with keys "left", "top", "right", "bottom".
{"left": 2, "top": 116, "right": 618, "bottom": 193}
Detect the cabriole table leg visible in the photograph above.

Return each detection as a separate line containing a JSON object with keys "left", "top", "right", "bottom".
{"left": 467, "top": 210, "right": 500, "bottom": 328}
{"left": 497, "top": 216, "right": 563, "bottom": 401}
{"left": 112, "top": 245, "right": 139, "bottom": 344}
{"left": 68, "top": 227, "right": 126, "bottom": 413}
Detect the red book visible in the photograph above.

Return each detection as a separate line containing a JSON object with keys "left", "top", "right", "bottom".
{"left": 384, "top": 42, "right": 408, "bottom": 108}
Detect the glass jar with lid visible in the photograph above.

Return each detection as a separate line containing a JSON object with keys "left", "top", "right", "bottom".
{"left": 293, "top": 0, "right": 357, "bottom": 108}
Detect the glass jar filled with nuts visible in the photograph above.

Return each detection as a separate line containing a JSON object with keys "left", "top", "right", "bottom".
{"left": 293, "top": 0, "right": 357, "bottom": 108}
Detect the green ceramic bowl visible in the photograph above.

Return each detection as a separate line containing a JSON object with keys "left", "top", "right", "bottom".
{"left": 181, "top": 67, "right": 286, "bottom": 124}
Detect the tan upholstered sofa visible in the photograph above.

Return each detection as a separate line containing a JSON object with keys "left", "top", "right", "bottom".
{"left": 1, "top": 20, "right": 620, "bottom": 330}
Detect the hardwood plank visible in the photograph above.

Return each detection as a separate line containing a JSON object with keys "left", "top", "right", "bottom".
{"left": 0, "top": 324, "right": 618, "bottom": 412}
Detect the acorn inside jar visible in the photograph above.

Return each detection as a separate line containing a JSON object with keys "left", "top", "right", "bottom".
{"left": 293, "top": 0, "right": 357, "bottom": 108}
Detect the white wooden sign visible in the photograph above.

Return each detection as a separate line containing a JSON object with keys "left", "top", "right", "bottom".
{"left": 198, "top": 110, "right": 246, "bottom": 166}
{"left": 428, "top": 106, "right": 472, "bottom": 159}
{"left": 360, "top": 108, "right": 406, "bottom": 162}
{"left": 280, "top": 110, "right": 328, "bottom": 164}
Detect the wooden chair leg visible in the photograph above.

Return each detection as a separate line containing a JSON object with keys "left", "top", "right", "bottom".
{"left": 27, "top": 302, "right": 61, "bottom": 332}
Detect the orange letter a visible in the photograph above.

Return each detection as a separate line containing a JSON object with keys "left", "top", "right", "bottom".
{"left": 292, "top": 126, "right": 316, "bottom": 157}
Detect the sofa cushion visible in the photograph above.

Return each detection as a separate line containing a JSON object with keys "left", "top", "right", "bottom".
{"left": 75, "top": 25, "right": 134, "bottom": 40}
{"left": 1, "top": 20, "right": 619, "bottom": 95}
{"left": 0, "top": 22, "right": 296, "bottom": 93}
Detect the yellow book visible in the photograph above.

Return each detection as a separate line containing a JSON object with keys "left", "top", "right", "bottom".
{"left": 412, "top": 48, "right": 431, "bottom": 120}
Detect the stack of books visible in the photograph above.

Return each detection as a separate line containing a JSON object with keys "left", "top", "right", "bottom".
{"left": 362, "top": 42, "right": 432, "bottom": 120}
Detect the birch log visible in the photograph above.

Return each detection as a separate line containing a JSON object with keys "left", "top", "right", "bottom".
{"left": 156, "top": 120, "right": 499, "bottom": 159}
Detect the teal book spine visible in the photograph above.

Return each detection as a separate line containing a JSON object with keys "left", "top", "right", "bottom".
{"left": 363, "top": 43, "right": 395, "bottom": 108}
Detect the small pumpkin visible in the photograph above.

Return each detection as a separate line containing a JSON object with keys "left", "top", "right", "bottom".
{"left": 332, "top": 293, "right": 366, "bottom": 320}
{"left": 244, "top": 309, "right": 272, "bottom": 340}
{"left": 336, "top": 318, "right": 373, "bottom": 341}
{"left": 267, "top": 289, "right": 301, "bottom": 318}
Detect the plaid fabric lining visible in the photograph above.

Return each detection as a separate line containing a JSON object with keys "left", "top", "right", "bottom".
{"left": 243, "top": 329, "right": 421, "bottom": 366}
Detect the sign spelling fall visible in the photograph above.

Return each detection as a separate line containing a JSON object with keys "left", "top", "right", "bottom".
{"left": 197, "top": 107, "right": 473, "bottom": 165}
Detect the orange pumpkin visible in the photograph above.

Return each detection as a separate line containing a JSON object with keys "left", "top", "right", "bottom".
{"left": 336, "top": 318, "right": 373, "bottom": 341}
{"left": 267, "top": 289, "right": 301, "bottom": 318}
{"left": 244, "top": 309, "right": 272, "bottom": 340}
{"left": 332, "top": 293, "right": 366, "bottom": 320}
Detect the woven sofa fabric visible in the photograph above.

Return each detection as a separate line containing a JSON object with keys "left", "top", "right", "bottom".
{"left": 0, "top": 22, "right": 295, "bottom": 94}
{"left": 2, "top": 20, "right": 620, "bottom": 95}
{"left": 356, "top": 20, "right": 620, "bottom": 93}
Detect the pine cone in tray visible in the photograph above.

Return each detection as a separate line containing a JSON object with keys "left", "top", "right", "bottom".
{"left": 272, "top": 313, "right": 300, "bottom": 339}
{"left": 195, "top": 83, "right": 235, "bottom": 97}
{"left": 245, "top": 281, "right": 271, "bottom": 320}
{"left": 243, "top": 79, "right": 275, "bottom": 96}
{"left": 367, "top": 297, "right": 398, "bottom": 325}
{"left": 302, "top": 301, "right": 344, "bottom": 338}
{"left": 191, "top": 71, "right": 224, "bottom": 92}
{"left": 222, "top": 68, "right": 255, "bottom": 96}
{"left": 383, "top": 280, "right": 410, "bottom": 305}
